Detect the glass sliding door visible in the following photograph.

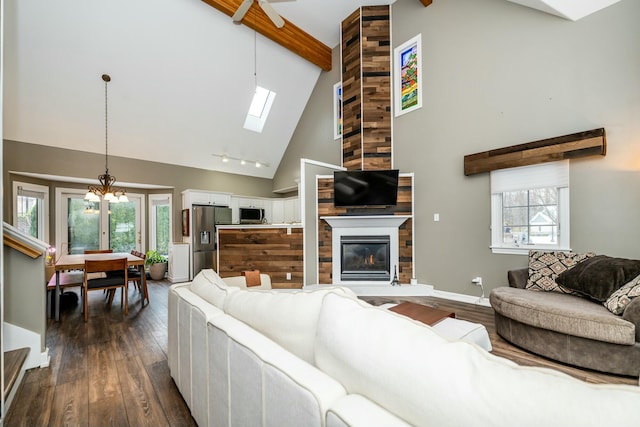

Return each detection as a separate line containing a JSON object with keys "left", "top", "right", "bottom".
{"left": 67, "top": 197, "right": 100, "bottom": 254}
{"left": 108, "top": 199, "right": 139, "bottom": 252}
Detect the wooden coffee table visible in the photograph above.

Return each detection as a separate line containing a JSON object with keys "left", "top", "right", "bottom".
{"left": 389, "top": 301, "right": 455, "bottom": 326}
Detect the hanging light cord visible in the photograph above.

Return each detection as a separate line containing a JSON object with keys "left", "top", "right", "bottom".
{"left": 103, "top": 74, "right": 110, "bottom": 173}
{"left": 254, "top": 30, "right": 258, "bottom": 89}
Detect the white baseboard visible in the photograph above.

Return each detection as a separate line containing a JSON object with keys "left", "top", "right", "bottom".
{"left": 432, "top": 289, "right": 491, "bottom": 307}
{"left": 169, "top": 274, "right": 189, "bottom": 283}
{"left": 40, "top": 348, "right": 51, "bottom": 368}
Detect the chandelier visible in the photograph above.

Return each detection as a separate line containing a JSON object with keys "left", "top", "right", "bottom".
{"left": 84, "top": 74, "right": 128, "bottom": 203}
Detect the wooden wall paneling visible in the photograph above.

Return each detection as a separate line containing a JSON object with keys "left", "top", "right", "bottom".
{"left": 341, "top": 9, "right": 363, "bottom": 170}
{"left": 361, "top": 5, "right": 392, "bottom": 171}
{"left": 217, "top": 227, "right": 303, "bottom": 288}
{"left": 463, "top": 128, "right": 606, "bottom": 175}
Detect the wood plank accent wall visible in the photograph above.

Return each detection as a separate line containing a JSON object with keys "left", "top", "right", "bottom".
{"left": 341, "top": 6, "right": 392, "bottom": 171}
{"left": 217, "top": 227, "right": 303, "bottom": 289}
{"left": 341, "top": 9, "right": 363, "bottom": 170}
{"left": 317, "top": 175, "right": 414, "bottom": 285}
{"left": 464, "top": 128, "right": 606, "bottom": 175}
{"left": 361, "top": 6, "right": 392, "bottom": 170}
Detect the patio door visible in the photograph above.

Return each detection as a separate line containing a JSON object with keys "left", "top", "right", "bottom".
{"left": 57, "top": 189, "right": 145, "bottom": 254}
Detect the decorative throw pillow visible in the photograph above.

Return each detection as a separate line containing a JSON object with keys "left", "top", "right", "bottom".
{"left": 605, "top": 274, "right": 640, "bottom": 315}
{"left": 526, "top": 250, "right": 595, "bottom": 294}
{"left": 555, "top": 255, "right": 640, "bottom": 302}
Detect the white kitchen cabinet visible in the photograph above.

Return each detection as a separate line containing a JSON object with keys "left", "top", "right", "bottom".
{"left": 271, "top": 199, "right": 285, "bottom": 223}
{"left": 182, "top": 190, "right": 232, "bottom": 207}
{"left": 168, "top": 242, "right": 190, "bottom": 283}
{"left": 234, "top": 197, "right": 265, "bottom": 208}
{"left": 284, "top": 197, "right": 300, "bottom": 223}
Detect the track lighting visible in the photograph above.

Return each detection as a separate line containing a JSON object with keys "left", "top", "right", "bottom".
{"left": 212, "top": 153, "right": 269, "bottom": 168}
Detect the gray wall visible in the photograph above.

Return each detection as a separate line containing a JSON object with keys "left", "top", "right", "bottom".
{"left": 4, "top": 248, "right": 46, "bottom": 350}
{"left": 272, "top": 48, "right": 343, "bottom": 191}
{"left": 4, "top": 139, "right": 277, "bottom": 245}
{"left": 273, "top": 0, "right": 640, "bottom": 296}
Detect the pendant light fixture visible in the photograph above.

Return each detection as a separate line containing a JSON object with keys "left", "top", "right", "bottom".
{"left": 84, "top": 74, "right": 128, "bottom": 203}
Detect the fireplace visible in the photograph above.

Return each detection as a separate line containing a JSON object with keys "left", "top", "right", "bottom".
{"left": 340, "top": 235, "right": 391, "bottom": 281}
{"left": 322, "top": 215, "right": 410, "bottom": 286}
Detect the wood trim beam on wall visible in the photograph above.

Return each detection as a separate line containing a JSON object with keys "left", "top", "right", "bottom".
{"left": 201, "top": 0, "right": 332, "bottom": 71}
{"left": 463, "top": 128, "right": 606, "bottom": 175}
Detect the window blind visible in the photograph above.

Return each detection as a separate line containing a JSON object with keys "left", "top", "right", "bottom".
{"left": 151, "top": 197, "right": 170, "bottom": 206}
{"left": 490, "top": 160, "right": 569, "bottom": 194}
{"left": 17, "top": 186, "right": 46, "bottom": 199}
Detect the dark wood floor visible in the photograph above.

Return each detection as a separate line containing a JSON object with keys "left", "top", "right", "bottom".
{"left": 6, "top": 286, "right": 637, "bottom": 427}
{"left": 4, "top": 280, "right": 197, "bottom": 427}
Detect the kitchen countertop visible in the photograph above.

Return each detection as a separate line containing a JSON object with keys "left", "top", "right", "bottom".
{"left": 217, "top": 223, "right": 303, "bottom": 229}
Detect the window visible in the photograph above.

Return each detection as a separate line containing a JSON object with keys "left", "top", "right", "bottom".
{"left": 13, "top": 182, "right": 49, "bottom": 242}
{"left": 149, "top": 194, "right": 172, "bottom": 256}
{"left": 490, "top": 161, "right": 569, "bottom": 255}
{"left": 243, "top": 86, "right": 276, "bottom": 133}
{"left": 56, "top": 188, "right": 144, "bottom": 254}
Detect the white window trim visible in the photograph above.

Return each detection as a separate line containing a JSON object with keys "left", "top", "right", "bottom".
{"left": 13, "top": 181, "right": 50, "bottom": 242}
{"left": 149, "top": 193, "right": 172, "bottom": 254}
{"left": 490, "top": 161, "right": 570, "bottom": 255}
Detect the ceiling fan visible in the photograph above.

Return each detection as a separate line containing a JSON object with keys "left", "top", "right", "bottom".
{"left": 232, "top": 0, "right": 293, "bottom": 29}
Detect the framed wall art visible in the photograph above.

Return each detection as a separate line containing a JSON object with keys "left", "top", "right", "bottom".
{"left": 333, "top": 81, "right": 342, "bottom": 140}
{"left": 182, "top": 209, "right": 189, "bottom": 237}
{"left": 394, "top": 34, "right": 422, "bottom": 116}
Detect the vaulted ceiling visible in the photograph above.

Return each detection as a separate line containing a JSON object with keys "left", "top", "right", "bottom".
{"left": 3, "top": 0, "right": 621, "bottom": 180}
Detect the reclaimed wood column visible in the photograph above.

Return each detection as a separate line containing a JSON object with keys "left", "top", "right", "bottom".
{"left": 341, "top": 5, "right": 392, "bottom": 171}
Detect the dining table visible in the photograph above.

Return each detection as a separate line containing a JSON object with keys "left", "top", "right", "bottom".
{"left": 53, "top": 252, "right": 147, "bottom": 321}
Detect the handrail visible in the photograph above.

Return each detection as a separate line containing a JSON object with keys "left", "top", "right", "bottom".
{"left": 2, "top": 222, "right": 49, "bottom": 259}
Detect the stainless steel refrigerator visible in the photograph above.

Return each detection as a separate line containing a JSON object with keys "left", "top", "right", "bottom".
{"left": 192, "top": 205, "right": 232, "bottom": 276}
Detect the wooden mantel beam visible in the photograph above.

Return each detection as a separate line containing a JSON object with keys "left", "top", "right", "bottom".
{"left": 201, "top": 0, "right": 332, "bottom": 71}
{"left": 464, "top": 128, "right": 606, "bottom": 176}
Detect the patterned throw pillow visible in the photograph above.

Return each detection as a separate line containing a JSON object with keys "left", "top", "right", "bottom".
{"left": 604, "top": 274, "right": 640, "bottom": 315}
{"left": 526, "top": 250, "right": 596, "bottom": 293}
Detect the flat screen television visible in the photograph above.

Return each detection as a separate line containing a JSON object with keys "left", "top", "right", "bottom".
{"left": 333, "top": 169, "right": 399, "bottom": 207}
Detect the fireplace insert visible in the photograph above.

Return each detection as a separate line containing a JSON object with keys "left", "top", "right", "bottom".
{"left": 340, "top": 235, "right": 391, "bottom": 281}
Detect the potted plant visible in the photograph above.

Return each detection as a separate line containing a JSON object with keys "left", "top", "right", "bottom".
{"left": 145, "top": 249, "right": 168, "bottom": 281}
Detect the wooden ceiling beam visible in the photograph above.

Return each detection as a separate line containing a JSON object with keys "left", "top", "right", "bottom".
{"left": 419, "top": 0, "right": 433, "bottom": 6}
{"left": 201, "top": 0, "right": 332, "bottom": 71}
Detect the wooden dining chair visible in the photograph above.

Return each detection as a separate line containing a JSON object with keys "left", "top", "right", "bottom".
{"left": 84, "top": 248, "right": 115, "bottom": 290}
{"left": 128, "top": 250, "right": 145, "bottom": 291}
{"left": 83, "top": 258, "right": 128, "bottom": 322}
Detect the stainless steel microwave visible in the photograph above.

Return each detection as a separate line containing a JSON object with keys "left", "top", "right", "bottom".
{"left": 239, "top": 207, "right": 265, "bottom": 224}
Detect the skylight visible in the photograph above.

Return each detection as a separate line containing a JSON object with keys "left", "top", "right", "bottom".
{"left": 244, "top": 86, "right": 276, "bottom": 133}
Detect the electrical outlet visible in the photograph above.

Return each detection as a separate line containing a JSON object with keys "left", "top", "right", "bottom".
{"left": 471, "top": 277, "right": 483, "bottom": 286}
{"left": 286, "top": 272, "right": 291, "bottom": 280}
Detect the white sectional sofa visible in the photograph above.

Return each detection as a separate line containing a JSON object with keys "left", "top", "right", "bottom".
{"left": 168, "top": 269, "right": 640, "bottom": 427}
